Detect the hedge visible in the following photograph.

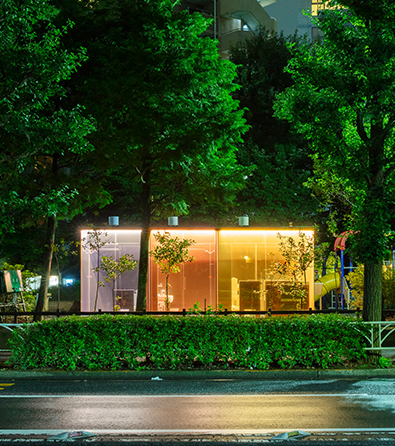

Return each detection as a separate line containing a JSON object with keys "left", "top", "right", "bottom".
{"left": 7, "top": 314, "right": 370, "bottom": 370}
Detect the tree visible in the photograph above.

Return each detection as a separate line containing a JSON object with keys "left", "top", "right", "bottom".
{"left": 274, "top": 0, "right": 395, "bottom": 321}
{"left": 269, "top": 232, "right": 315, "bottom": 309}
{"left": 0, "top": 0, "right": 107, "bottom": 319}
{"left": 229, "top": 28, "right": 318, "bottom": 224}
{"left": 52, "top": 0, "right": 247, "bottom": 310}
{"left": 149, "top": 232, "right": 195, "bottom": 311}
{"left": 81, "top": 228, "right": 109, "bottom": 312}
{"left": 100, "top": 254, "right": 137, "bottom": 310}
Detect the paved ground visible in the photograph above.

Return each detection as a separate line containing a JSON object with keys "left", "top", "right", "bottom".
{"left": 0, "top": 369, "right": 394, "bottom": 444}
{"left": 0, "top": 373, "right": 395, "bottom": 443}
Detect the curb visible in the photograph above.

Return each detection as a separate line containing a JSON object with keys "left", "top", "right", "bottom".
{"left": 0, "top": 368, "right": 394, "bottom": 380}
{"left": 317, "top": 368, "right": 395, "bottom": 379}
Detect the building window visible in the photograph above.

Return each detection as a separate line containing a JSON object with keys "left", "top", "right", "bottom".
{"left": 311, "top": 26, "right": 324, "bottom": 42}
{"left": 311, "top": 0, "right": 338, "bottom": 16}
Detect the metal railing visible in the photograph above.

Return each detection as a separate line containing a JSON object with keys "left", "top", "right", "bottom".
{"left": 2, "top": 308, "right": 395, "bottom": 321}
{"left": 360, "top": 321, "right": 395, "bottom": 350}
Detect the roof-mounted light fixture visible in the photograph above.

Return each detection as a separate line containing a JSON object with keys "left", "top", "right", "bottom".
{"left": 108, "top": 216, "right": 119, "bottom": 226}
{"left": 168, "top": 216, "right": 178, "bottom": 226}
{"left": 239, "top": 215, "right": 249, "bottom": 226}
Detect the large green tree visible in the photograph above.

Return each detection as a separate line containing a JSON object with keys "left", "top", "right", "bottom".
{"left": 53, "top": 0, "right": 247, "bottom": 310}
{"left": 0, "top": 0, "right": 107, "bottom": 318}
{"left": 230, "top": 28, "right": 318, "bottom": 224}
{"left": 275, "top": 0, "right": 395, "bottom": 321}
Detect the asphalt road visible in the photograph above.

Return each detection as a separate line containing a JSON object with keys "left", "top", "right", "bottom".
{"left": 0, "top": 378, "right": 395, "bottom": 444}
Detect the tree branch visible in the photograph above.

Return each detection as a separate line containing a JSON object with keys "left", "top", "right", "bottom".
{"left": 356, "top": 110, "right": 369, "bottom": 144}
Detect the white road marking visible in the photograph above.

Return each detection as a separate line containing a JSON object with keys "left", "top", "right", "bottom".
{"left": 0, "top": 393, "right": 370, "bottom": 398}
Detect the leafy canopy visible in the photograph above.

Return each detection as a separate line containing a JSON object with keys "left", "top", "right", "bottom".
{"left": 149, "top": 232, "right": 195, "bottom": 277}
{"left": 230, "top": 28, "right": 317, "bottom": 224}
{"left": 0, "top": 0, "right": 97, "bottom": 231}
{"left": 275, "top": 0, "right": 395, "bottom": 263}
{"left": 274, "top": 0, "right": 395, "bottom": 320}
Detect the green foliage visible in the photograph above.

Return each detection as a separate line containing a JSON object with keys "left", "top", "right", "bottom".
{"left": 348, "top": 265, "right": 395, "bottom": 310}
{"left": 0, "top": 0, "right": 98, "bottom": 231}
{"left": 229, "top": 28, "right": 317, "bottom": 224}
{"left": 0, "top": 0, "right": 111, "bottom": 317}
{"left": 269, "top": 232, "right": 315, "bottom": 309}
{"left": 378, "top": 357, "right": 391, "bottom": 369}
{"left": 81, "top": 228, "right": 109, "bottom": 311}
{"left": 7, "top": 314, "right": 370, "bottom": 371}
{"left": 101, "top": 255, "right": 138, "bottom": 285}
{"left": 80, "top": 228, "right": 109, "bottom": 254}
{"left": 314, "top": 242, "right": 337, "bottom": 276}
{"left": 51, "top": 0, "right": 248, "bottom": 309}
{"left": 150, "top": 232, "right": 195, "bottom": 276}
{"left": 100, "top": 254, "right": 137, "bottom": 310}
{"left": 149, "top": 232, "right": 195, "bottom": 310}
{"left": 187, "top": 302, "right": 225, "bottom": 314}
{"left": 274, "top": 0, "right": 395, "bottom": 320}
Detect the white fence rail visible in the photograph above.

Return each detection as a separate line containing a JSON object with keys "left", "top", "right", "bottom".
{"left": 361, "top": 321, "right": 395, "bottom": 350}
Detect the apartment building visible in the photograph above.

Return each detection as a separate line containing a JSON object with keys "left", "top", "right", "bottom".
{"left": 264, "top": 0, "right": 335, "bottom": 40}
{"left": 175, "top": 0, "right": 277, "bottom": 58}
{"left": 175, "top": 0, "right": 333, "bottom": 58}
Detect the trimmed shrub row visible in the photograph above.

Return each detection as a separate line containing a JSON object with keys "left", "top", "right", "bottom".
{"left": 7, "top": 314, "right": 369, "bottom": 370}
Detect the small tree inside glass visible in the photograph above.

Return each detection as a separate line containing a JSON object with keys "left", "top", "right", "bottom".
{"left": 149, "top": 232, "right": 195, "bottom": 311}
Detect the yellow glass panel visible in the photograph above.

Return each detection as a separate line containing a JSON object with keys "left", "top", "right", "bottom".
{"left": 218, "top": 229, "right": 315, "bottom": 311}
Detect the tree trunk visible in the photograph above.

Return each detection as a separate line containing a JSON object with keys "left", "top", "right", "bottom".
{"left": 93, "top": 248, "right": 101, "bottom": 312}
{"left": 363, "top": 260, "right": 382, "bottom": 361}
{"left": 359, "top": 135, "right": 385, "bottom": 360}
{"left": 363, "top": 261, "right": 382, "bottom": 322}
{"left": 165, "top": 274, "right": 170, "bottom": 311}
{"left": 137, "top": 227, "right": 149, "bottom": 311}
{"left": 34, "top": 215, "right": 56, "bottom": 321}
{"left": 136, "top": 176, "right": 151, "bottom": 311}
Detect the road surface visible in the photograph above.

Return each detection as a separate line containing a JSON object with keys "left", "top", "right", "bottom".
{"left": 0, "top": 378, "right": 394, "bottom": 442}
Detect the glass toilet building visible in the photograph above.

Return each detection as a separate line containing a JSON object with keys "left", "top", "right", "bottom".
{"left": 81, "top": 228, "right": 314, "bottom": 312}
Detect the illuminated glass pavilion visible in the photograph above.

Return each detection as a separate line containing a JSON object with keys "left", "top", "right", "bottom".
{"left": 81, "top": 227, "right": 314, "bottom": 312}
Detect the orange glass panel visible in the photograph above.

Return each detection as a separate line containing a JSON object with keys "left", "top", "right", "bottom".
{"left": 148, "top": 230, "right": 217, "bottom": 311}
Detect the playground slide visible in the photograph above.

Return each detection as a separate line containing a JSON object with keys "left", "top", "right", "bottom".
{"left": 314, "top": 272, "right": 341, "bottom": 302}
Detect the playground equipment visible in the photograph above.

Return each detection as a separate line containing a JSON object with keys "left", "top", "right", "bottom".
{"left": 334, "top": 231, "right": 353, "bottom": 309}
{"left": 314, "top": 231, "right": 353, "bottom": 310}
{"left": 314, "top": 272, "right": 340, "bottom": 309}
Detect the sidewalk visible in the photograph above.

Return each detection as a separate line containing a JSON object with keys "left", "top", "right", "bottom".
{"left": 1, "top": 367, "right": 395, "bottom": 380}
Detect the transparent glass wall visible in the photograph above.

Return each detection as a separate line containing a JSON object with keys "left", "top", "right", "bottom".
{"left": 218, "top": 230, "right": 314, "bottom": 311}
{"left": 80, "top": 228, "right": 314, "bottom": 312}
{"left": 81, "top": 230, "right": 141, "bottom": 311}
{"left": 148, "top": 230, "right": 217, "bottom": 311}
